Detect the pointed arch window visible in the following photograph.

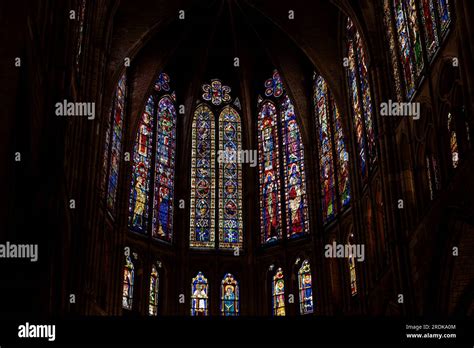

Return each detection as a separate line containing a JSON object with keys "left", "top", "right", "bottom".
{"left": 313, "top": 74, "right": 351, "bottom": 224}
{"left": 272, "top": 267, "right": 286, "bottom": 316}
{"left": 348, "top": 234, "right": 358, "bottom": 296}
{"left": 221, "top": 273, "right": 239, "bottom": 316}
{"left": 345, "top": 18, "right": 377, "bottom": 179}
{"left": 298, "top": 260, "right": 314, "bottom": 314}
{"left": 152, "top": 96, "right": 177, "bottom": 241}
{"left": 281, "top": 95, "right": 309, "bottom": 238}
{"left": 122, "top": 255, "right": 135, "bottom": 310}
{"left": 190, "top": 80, "right": 243, "bottom": 250}
{"left": 258, "top": 101, "right": 282, "bottom": 243}
{"left": 384, "top": 0, "right": 451, "bottom": 100}
{"left": 102, "top": 73, "right": 126, "bottom": 214}
{"left": 219, "top": 106, "right": 243, "bottom": 250}
{"left": 190, "top": 104, "right": 216, "bottom": 249}
{"left": 129, "top": 95, "right": 155, "bottom": 233}
{"left": 148, "top": 264, "right": 160, "bottom": 316}
{"left": 128, "top": 73, "right": 177, "bottom": 242}
{"left": 191, "top": 272, "right": 209, "bottom": 316}
{"left": 258, "top": 70, "right": 309, "bottom": 245}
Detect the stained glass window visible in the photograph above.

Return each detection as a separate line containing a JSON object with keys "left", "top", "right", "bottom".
{"left": 190, "top": 80, "right": 243, "bottom": 251}
{"left": 384, "top": 0, "right": 404, "bottom": 101}
{"left": 122, "top": 255, "right": 134, "bottom": 310}
{"left": 219, "top": 106, "right": 243, "bottom": 250}
{"left": 221, "top": 273, "right": 239, "bottom": 316}
{"left": 348, "top": 234, "right": 358, "bottom": 296}
{"left": 264, "top": 70, "right": 284, "bottom": 98}
{"left": 346, "top": 18, "right": 376, "bottom": 178}
{"left": 298, "top": 260, "right": 314, "bottom": 314}
{"left": 447, "top": 112, "right": 459, "bottom": 168}
{"left": 258, "top": 101, "right": 282, "bottom": 244}
{"left": 191, "top": 272, "right": 209, "bottom": 316}
{"left": 258, "top": 70, "right": 309, "bottom": 244}
{"left": 386, "top": 0, "right": 422, "bottom": 99}
{"left": 272, "top": 268, "right": 286, "bottom": 316}
{"left": 281, "top": 95, "right": 309, "bottom": 238}
{"left": 407, "top": 0, "right": 424, "bottom": 74}
{"left": 421, "top": 0, "right": 440, "bottom": 58}
{"left": 436, "top": 0, "right": 451, "bottom": 34}
{"left": 102, "top": 73, "right": 126, "bottom": 214}
{"left": 384, "top": 0, "right": 451, "bottom": 100}
{"left": 202, "top": 79, "right": 231, "bottom": 106}
{"left": 152, "top": 96, "right": 176, "bottom": 242}
{"left": 155, "top": 73, "right": 171, "bottom": 92}
{"left": 332, "top": 97, "right": 351, "bottom": 209}
{"left": 148, "top": 264, "right": 159, "bottom": 316}
{"left": 129, "top": 96, "right": 155, "bottom": 233}
{"left": 128, "top": 73, "right": 177, "bottom": 241}
{"left": 313, "top": 74, "right": 351, "bottom": 224}
{"left": 190, "top": 104, "right": 216, "bottom": 248}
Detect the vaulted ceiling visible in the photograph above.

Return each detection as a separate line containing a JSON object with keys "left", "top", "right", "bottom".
{"left": 103, "top": 0, "right": 380, "bottom": 148}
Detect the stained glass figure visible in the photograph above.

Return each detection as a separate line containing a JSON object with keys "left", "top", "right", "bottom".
{"left": 152, "top": 96, "right": 176, "bottom": 242}
{"left": 258, "top": 70, "right": 310, "bottom": 244}
{"left": 128, "top": 96, "right": 155, "bottom": 233}
{"left": 220, "top": 273, "right": 239, "bottom": 316}
{"left": 406, "top": 0, "right": 424, "bottom": 75}
{"left": 348, "top": 234, "right": 358, "bottom": 296}
{"left": 314, "top": 74, "right": 351, "bottom": 223}
{"left": 258, "top": 101, "right": 282, "bottom": 244}
{"left": 127, "top": 73, "right": 177, "bottom": 239}
{"left": 390, "top": 0, "right": 418, "bottom": 98}
{"left": 332, "top": 98, "right": 351, "bottom": 208}
{"left": 421, "top": 0, "right": 440, "bottom": 58}
{"left": 191, "top": 272, "right": 209, "bottom": 316}
{"left": 281, "top": 95, "right": 309, "bottom": 238}
{"left": 103, "top": 73, "right": 126, "bottom": 214}
{"left": 298, "top": 260, "right": 314, "bottom": 314}
{"left": 314, "top": 74, "right": 337, "bottom": 222}
{"left": 122, "top": 255, "right": 134, "bottom": 310}
{"left": 385, "top": 0, "right": 451, "bottom": 100}
{"left": 272, "top": 268, "right": 286, "bottom": 316}
{"left": 346, "top": 17, "right": 376, "bottom": 178}
{"left": 148, "top": 264, "right": 159, "bottom": 316}
{"left": 384, "top": 0, "right": 404, "bottom": 101}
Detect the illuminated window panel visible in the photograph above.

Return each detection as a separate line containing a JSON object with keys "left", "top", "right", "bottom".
{"left": 221, "top": 273, "right": 239, "bottom": 316}
{"left": 298, "top": 260, "right": 314, "bottom": 314}
{"left": 190, "top": 104, "right": 216, "bottom": 249}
